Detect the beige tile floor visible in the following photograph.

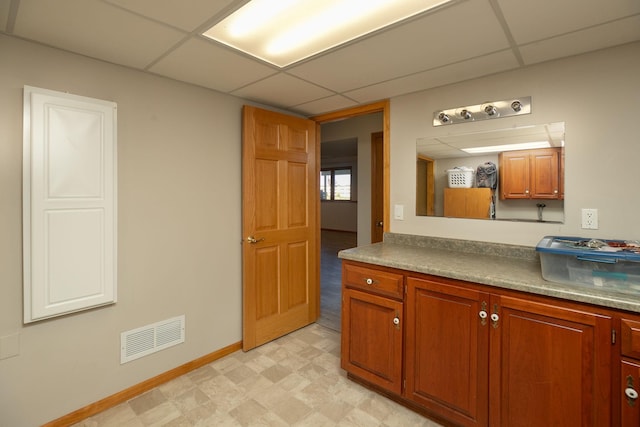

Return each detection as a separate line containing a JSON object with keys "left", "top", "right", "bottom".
{"left": 72, "top": 323, "right": 443, "bottom": 426}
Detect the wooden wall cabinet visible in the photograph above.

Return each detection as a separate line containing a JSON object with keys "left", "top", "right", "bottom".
{"left": 499, "top": 148, "right": 563, "bottom": 200}
{"left": 444, "top": 188, "right": 493, "bottom": 219}
{"left": 342, "top": 260, "right": 614, "bottom": 427}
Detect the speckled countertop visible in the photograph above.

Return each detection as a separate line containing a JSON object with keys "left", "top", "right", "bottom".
{"left": 338, "top": 233, "right": 640, "bottom": 313}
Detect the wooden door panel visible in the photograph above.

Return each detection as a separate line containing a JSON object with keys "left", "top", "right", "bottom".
{"left": 287, "top": 241, "right": 308, "bottom": 308}
{"left": 405, "top": 277, "right": 489, "bottom": 427}
{"left": 530, "top": 149, "right": 559, "bottom": 198}
{"left": 287, "top": 162, "right": 308, "bottom": 227}
{"left": 255, "top": 159, "right": 278, "bottom": 231}
{"left": 499, "top": 152, "right": 529, "bottom": 199}
{"left": 243, "top": 106, "right": 318, "bottom": 351}
{"left": 493, "top": 296, "right": 611, "bottom": 427}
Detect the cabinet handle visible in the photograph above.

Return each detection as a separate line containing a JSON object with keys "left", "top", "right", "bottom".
{"left": 479, "top": 301, "right": 488, "bottom": 326}
{"left": 627, "top": 375, "right": 638, "bottom": 406}
{"left": 393, "top": 316, "right": 400, "bottom": 330}
{"left": 364, "top": 278, "right": 378, "bottom": 285}
{"left": 491, "top": 304, "right": 500, "bottom": 328}
{"left": 525, "top": 189, "right": 530, "bottom": 194}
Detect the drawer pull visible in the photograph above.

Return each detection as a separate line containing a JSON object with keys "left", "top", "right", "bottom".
{"left": 365, "top": 278, "right": 378, "bottom": 285}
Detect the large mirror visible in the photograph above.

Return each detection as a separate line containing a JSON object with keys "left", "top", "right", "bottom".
{"left": 416, "top": 122, "right": 565, "bottom": 223}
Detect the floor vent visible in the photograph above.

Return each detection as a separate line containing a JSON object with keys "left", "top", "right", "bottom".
{"left": 120, "top": 315, "right": 185, "bottom": 364}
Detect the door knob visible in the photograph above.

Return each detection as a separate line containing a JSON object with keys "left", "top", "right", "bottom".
{"left": 377, "top": 221, "right": 383, "bottom": 227}
{"left": 246, "top": 236, "right": 265, "bottom": 244}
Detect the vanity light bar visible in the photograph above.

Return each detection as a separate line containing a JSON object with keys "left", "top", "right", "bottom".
{"left": 433, "top": 96, "right": 531, "bottom": 126}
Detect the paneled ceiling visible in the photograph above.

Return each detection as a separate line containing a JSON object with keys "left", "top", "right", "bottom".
{"left": 2, "top": 0, "right": 639, "bottom": 116}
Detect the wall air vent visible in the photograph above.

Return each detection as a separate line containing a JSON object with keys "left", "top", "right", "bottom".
{"left": 120, "top": 315, "right": 185, "bottom": 364}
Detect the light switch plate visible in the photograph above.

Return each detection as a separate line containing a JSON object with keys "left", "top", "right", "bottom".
{"left": 394, "top": 204, "right": 404, "bottom": 220}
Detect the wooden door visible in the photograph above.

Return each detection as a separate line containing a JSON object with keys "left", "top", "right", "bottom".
{"left": 405, "top": 276, "right": 490, "bottom": 427}
{"left": 341, "top": 287, "right": 403, "bottom": 394}
{"left": 242, "top": 105, "right": 319, "bottom": 351}
{"left": 499, "top": 151, "right": 530, "bottom": 199}
{"left": 490, "top": 295, "right": 612, "bottom": 427}
{"left": 371, "top": 131, "right": 384, "bottom": 243}
{"left": 621, "top": 360, "right": 640, "bottom": 426}
{"left": 530, "top": 148, "right": 559, "bottom": 199}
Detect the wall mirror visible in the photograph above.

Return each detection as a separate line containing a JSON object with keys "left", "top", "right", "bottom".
{"left": 416, "top": 122, "right": 565, "bottom": 223}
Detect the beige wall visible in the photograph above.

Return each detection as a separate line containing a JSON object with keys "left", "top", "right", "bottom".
{"left": 390, "top": 41, "right": 640, "bottom": 246}
{"left": 0, "top": 35, "right": 246, "bottom": 426}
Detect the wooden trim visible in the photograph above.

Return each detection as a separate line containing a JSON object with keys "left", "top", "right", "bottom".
{"left": 42, "top": 341, "right": 242, "bottom": 427}
{"left": 312, "top": 100, "right": 390, "bottom": 234}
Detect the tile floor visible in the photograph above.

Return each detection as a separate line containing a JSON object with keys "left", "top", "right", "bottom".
{"left": 72, "top": 324, "right": 443, "bottom": 426}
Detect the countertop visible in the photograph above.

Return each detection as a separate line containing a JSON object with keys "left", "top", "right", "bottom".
{"left": 338, "top": 233, "right": 640, "bottom": 314}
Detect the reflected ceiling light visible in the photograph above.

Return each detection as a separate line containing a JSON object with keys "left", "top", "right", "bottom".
{"left": 433, "top": 96, "right": 531, "bottom": 126}
{"left": 203, "top": 0, "right": 454, "bottom": 68}
{"left": 462, "top": 141, "right": 550, "bottom": 154}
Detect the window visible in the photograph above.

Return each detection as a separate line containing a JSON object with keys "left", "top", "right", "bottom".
{"left": 320, "top": 167, "right": 352, "bottom": 201}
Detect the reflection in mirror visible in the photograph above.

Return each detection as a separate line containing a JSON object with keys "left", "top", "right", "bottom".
{"left": 416, "top": 122, "right": 565, "bottom": 223}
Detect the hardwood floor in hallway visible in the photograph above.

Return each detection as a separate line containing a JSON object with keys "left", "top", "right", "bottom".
{"left": 317, "top": 230, "right": 357, "bottom": 332}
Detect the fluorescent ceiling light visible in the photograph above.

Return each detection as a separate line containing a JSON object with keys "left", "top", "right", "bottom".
{"left": 203, "top": 0, "right": 453, "bottom": 68}
{"left": 462, "top": 141, "right": 551, "bottom": 154}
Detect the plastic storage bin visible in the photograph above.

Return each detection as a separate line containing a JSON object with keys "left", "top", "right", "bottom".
{"left": 536, "top": 236, "right": 640, "bottom": 294}
{"left": 447, "top": 167, "right": 474, "bottom": 188}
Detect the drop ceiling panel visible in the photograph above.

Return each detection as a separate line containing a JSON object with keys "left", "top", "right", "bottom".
{"left": 497, "top": 0, "right": 640, "bottom": 44}
{"left": 230, "top": 73, "right": 334, "bottom": 109}
{"left": 288, "top": 0, "right": 510, "bottom": 93}
{"left": 345, "top": 50, "right": 520, "bottom": 104}
{"left": 520, "top": 16, "right": 640, "bottom": 65}
{"left": 13, "top": 0, "right": 186, "bottom": 69}
{"left": 149, "top": 38, "right": 276, "bottom": 93}
{"left": 103, "top": 0, "right": 239, "bottom": 32}
{"left": 293, "top": 95, "right": 359, "bottom": 116}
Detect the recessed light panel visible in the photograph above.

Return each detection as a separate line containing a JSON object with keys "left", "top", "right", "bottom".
{"left": 203, "top": 0, "right": 453, "bottom": 67}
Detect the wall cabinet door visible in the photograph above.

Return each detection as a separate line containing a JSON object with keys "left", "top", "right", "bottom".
{"left": 341, "top": 287, "right": 403, "bottom": 394}
{"left": 491, "top": 295, "right": 612, "bottom": 427}
{"left": 405, "top": 276, "right": 490, "bottom": 427}
{"left": 499, "top": 148, "right": 562, "bottom": 200}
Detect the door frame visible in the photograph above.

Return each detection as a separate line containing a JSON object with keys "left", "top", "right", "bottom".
{"left": 312, "top": 100, "right": 390, "bottom": 239}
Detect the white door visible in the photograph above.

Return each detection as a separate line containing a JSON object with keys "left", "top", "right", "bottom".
{"left": 23, "top": 86, "right": 117, "bottom": 323}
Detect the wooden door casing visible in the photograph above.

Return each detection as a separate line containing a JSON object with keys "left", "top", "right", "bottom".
{"left": 491, "top": 295, "right": 612, "bottom": 427}
{"left": 242, "top": 106, "right": 319, "bottom": 351}
{"left": 405, "top": 276, "right": 490, "bottom": 427}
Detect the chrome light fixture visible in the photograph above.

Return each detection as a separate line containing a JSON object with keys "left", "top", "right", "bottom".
{"left": 433, "top": 96, "right": 531, "bottom": 126}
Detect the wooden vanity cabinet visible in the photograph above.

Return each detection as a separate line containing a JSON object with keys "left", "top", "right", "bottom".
{"left": 341, "top": 262, "right": 404, "bottom": 394}
{"left": 499, "top": 148, "right": 562, "bottom": 200}
{"left": 443, "top": 188, "right": 493, "bottom": 219}
{"left": 405, "top": 276, "right": 490, "bottom": 427}
{"left": 342, "top": 260, "right": 613, "bottom": 427}
{"left": 619, "top": 318, "right": 640, "bottom": 425}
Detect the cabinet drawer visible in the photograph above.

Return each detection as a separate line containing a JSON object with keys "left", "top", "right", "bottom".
{"left": 343, "top": 263, "right": 403, "bottom": 299}
{"left": 621, "top": 318, "right": 640, "bottom": 359}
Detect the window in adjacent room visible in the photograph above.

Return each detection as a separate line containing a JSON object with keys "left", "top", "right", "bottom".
{"left": 320, "top": 167, "right": 352, "bottom": 201}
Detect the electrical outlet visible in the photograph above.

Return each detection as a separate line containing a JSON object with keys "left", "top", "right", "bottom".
{"left": 581, "top": 208, "right": 598, "bottom": 229}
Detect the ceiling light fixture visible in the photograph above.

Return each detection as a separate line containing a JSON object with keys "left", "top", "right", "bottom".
{"left": 433, "top": 96, "right": 531, "bottom": 126}
{"left": 462, "top": 141, "right": 550, "bottom": 154}
{"left": 203, "top": 0, "right": 454, "bottom": 68}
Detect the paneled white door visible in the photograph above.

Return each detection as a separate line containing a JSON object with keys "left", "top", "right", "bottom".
{"left": 23, "top": 86, "right": 117, "bottom": 323}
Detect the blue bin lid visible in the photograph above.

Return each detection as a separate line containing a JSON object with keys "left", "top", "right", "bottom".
{"left": 536, "top": 236, "right": 640, "bottom": 263}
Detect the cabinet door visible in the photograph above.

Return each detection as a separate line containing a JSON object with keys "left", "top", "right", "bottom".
{"left": 530, "top": 148, "right": 559, "bottom": 198}
{"left": 405, "top": 276, "right": 490, "bottom": 427}
{"left": 621, "top": 360, "right": 640, "bottom": 426}
{"left": 499, "top": 152, "right": 530, "bottom": 199}
{"left": 341, "top": 288, "right": 403, "bottom": 394}
{"left": 491, "top": 295, "right": 612, "bottom": 427}
{"left": 443, "top": 188, "right": 467, "bottom": 218}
